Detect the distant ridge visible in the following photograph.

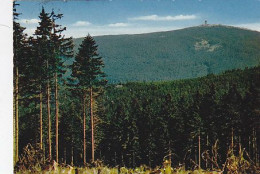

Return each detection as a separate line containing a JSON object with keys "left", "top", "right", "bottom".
{"left": 73, "top": 25, "right": 260, "bottom": 83}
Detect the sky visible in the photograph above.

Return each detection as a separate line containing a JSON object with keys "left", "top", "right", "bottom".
{"left": 15, "top": 0, "right": 260, "bottom": 38}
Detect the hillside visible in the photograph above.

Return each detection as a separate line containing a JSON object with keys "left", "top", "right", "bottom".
{"left": 98, "top": 66, "right": 260, "bottom": 167}
{"left": 16, "top": 65, "right": 260, "bottom": 170}
{"left": 73, "top": 25, "right": 260, "bottom": 83}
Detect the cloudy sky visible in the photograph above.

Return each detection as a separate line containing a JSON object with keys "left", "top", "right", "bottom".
{"left": 16, "top": 0, "right": 260, "bottom": 38}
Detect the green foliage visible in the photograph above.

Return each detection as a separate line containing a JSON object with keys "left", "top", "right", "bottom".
{"left": 70, "top": 34, "right": 106, "bottom": 88}
{"left": 98, "top": 66, "right": 260, "bottom": 168}
{"left": 74, "top": 25, "right": 260, "bottom": 83}
{"left": 16, "top": 7, "right": 74, "bottom": 164}
{"left": 13, "top": 1, "right": 26, "bottom": 73}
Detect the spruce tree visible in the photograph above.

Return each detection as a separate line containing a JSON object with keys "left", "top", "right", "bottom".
{"left": 221, "top": 84, "right": 243, "bottom": 154}
{"left": 50, "top": 11, "right": 74, "bottom": 163}
{"left": 13, "top": 1, "right": 26, "bottom": 163}
{"left": 70, "top": 34, "right": 106, "bottom": 163}
{"left": 34, "top": 7, "right": 53, "bottom": 160}
{"left": 34, "top": 8, "right": 74, "bottom": 162}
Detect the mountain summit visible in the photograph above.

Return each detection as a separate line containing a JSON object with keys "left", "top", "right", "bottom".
{"left": 73, "top": 25, "right": 260, "bottom": 83}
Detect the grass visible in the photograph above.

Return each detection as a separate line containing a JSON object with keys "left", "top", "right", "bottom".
{"left": 15, "top": 143, "right": 259, "bottom": 174}
{"left": 15, "top": 166, "right": 224, "bottom": 174}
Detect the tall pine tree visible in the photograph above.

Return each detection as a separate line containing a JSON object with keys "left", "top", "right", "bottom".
{"left": 49, "top": 11, "right": 74, "bottom": 162}
{"left": 70, "top": 34, "right": 106, "bottom": 163}
{"left": 13, "top": 1, "right": 27, "bottom": 163}
{"left": 34, "top": 7, "right": 53, "bottom": 160}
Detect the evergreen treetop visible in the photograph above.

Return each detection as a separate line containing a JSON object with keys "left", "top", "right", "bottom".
{"left": 71, "top": 34, "right": 106, "bottom": 89}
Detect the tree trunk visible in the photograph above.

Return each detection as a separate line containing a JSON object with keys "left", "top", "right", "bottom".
{"left": 206, "top": 134, "right": 209, "bottom": 169}
{"left": 252, "top": 129, "right": 255, "bottom": 162}
{"left": 114, "top": 152, "right": 117, "bottom": 166}
{"left": 83, "top": 91, "right": 86, "bottom": 165}
{"left": 13, "top": 93, "right": 15, "bottom": 165}
{"left": 249, "top": 135, "right": 251, "bottom": 157}
{"left": 231, "top": 127, "right": 234, "bottom": 153}
{"left": 40, "top": 89, "right": 43, "bottom": 150}
{"left": 90, "top": 87, "right": 94, "bottom": 162}
{"left": 55, "top": 72, "right": 59, "bottom": 163}
{"left": 132, "top": 151, "right": 135, "bottom": 168}
{"left": 253, "top": 128, "right": 257, "bottom": 164}
{"left": 169, "top": 142, "right": 172, "bottom": 167}
{"left": 198, "top": 132, "right": 201, "bottom": 169}
{"left": 64, "top": 146, "right": 67, "bottom": 164}
{"left": 148, "top": 150, "right": 151, "bottom": 167}
{"left": 47, "top": 73, "right": 52, "bottom": 160}
{"left": 15, "top": 67, "right": 19, "bottom": 162}
{"left": 71, "top": 146, "right": 74, "bottom": 166}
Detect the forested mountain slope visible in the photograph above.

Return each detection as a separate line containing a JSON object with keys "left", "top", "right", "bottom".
{"left": 18, "top": 63, "right": 260, "bottom": 166}
{"left": 98, "top": 66, "right": 260, "bottom": 167}
{"left": 73, "top": 25, "right": 260, "bottom": 83}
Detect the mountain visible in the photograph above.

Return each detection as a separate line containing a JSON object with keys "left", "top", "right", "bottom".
{"left": 73, "top": 25, "right": 260, "bottom": 83}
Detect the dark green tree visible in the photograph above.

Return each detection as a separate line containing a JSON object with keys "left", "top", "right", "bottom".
{"left": 70, "top": 34, "right": 106, "bottom": 163}
{"left": 200, "top": 84, "right": 218, "bottom": 147}
{"left": 49, "top": 11, "right": 74, "bottom": 163}
{"left": 220, "top": 84, "right": 243, "bottom": 157}
{"left": 241, "top": 82, "right": 260, "bottom": 163}
{"left": 13, "top": 1, "right": 27, "bottom": 163}
{"left": 34, "top": 7, "right": 53, "bottom": 160}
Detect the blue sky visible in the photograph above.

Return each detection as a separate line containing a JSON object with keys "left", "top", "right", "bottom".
{"left": 16, "top": 0, "right": 260, "bottom": 37}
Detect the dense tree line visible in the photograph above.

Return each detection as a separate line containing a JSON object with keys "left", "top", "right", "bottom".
{"left": 14, "top": 2, "right": 259, "bottom": 170}
{"left": 98, "top": 67, "right": 260, "bottom": 168}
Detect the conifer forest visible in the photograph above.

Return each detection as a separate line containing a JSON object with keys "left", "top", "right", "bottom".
{"left": 13, "top": 1, "right": 260, "bottom": 173}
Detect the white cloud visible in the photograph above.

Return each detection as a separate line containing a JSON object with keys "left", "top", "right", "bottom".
{"left": 108, "top": 23, "right": 129, "bottom": 27}
{"left": 64, "top": 24, "right": 186, "bottom": 38}
{"left": 234, "top": 22, "right": 260, "bottom": 32}
{"left": 18, "top": 18, "right": 40, "bottom": 24}
{"left": 72, "top": 21, "right": 91, "bottom": 27}
{"left": 129, "top": 14, "right": 197, "bottom": 21}
{"left": 23, "top": 27, "right": 36, "bottom": 36}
